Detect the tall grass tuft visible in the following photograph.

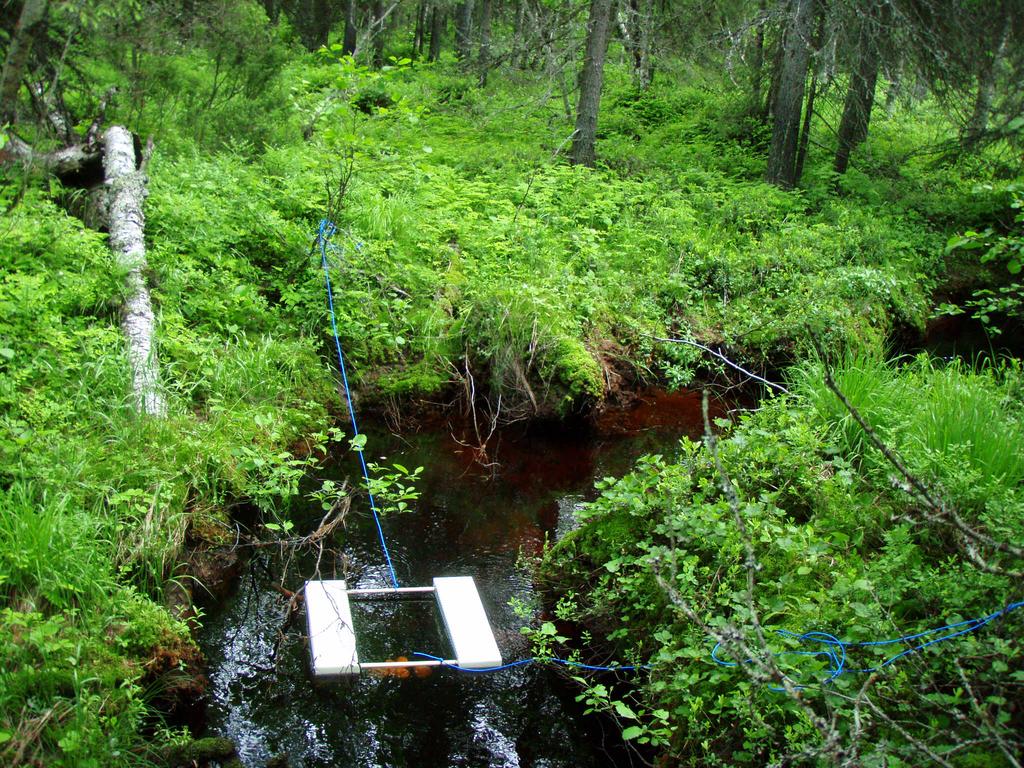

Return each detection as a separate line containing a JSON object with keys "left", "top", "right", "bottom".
{"left": 791, "top": 348, "right": 904, "bottom": 460}
{"left": 904, "top": 359, "right": 1024, "bottom": 495}
{"left": 793, "top": 351, "right": 1024, "bottom": 506}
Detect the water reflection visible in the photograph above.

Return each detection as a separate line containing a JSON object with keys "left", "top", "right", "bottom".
{"left": 200, "top": 389, "right": 719, "bottom": 767}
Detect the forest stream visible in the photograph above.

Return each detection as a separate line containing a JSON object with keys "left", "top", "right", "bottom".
{"left": 197, "top": 389, "right": 727, "bottom": 768}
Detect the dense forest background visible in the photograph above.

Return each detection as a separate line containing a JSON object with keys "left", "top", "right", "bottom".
{"left": 1, "top": 0, "right": 1023, "bottom": 765}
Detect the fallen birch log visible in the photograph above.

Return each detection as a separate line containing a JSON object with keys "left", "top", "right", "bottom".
{"left": 103, "top": 125, "right": 165, "bottom": 416}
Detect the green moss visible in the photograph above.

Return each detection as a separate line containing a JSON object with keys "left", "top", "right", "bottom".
{"left": 375, "top": 361, "right": 450, "bottom": 398}
{"left": 548, "top": 337, "right": 604, "bottom": 410}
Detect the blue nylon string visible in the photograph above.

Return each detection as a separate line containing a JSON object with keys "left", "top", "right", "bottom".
{"left": 712, "top": 600, "right": 1023, "bottom": 691}
{"left": 317, "top": 219, "right": 400, "bottom": 590}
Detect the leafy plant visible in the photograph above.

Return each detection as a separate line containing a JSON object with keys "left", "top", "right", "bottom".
{"left": 365, "top": 461, "right": 424, "bottom": 515}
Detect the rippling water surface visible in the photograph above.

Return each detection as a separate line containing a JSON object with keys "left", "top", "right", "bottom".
{"left": 199, "top": 389, "right": 723, "bottom": 767}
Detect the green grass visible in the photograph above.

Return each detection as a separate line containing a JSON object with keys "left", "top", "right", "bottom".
{"left": 1, "top": 11, "right": 1021, "bottom": 764}
{"left": 904, "top": 359, "right": 1024, "bottom": 497}
{"left": 544, "top": 359, "right": 1024, "bottom": 766}
{"left": 793, "top": 353, "right": 1024, "bottom": 504}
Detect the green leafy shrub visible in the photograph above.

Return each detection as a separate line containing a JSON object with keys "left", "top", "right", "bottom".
{"left": 543, "top": 358, "right": 1023, "bottom": 765}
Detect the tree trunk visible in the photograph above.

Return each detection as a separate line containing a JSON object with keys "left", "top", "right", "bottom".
{"left": 414, "top": 1, "right": 427, "bottom": 57}
{"left": 512, "top": 0, "right": 525, "bottom": 68}
{"left": 765, "top": 0, "right": 813, "bottom": 188}
{"left": 794, "top": 67, "right": 817, "bottom": 185}
{"left": 371, "top": 0, "right": 386, "bottom": 68}
{"left": 295, "top": 0, "right": 332, "bottom": 50}
{"left": 2, "top": 134, "right": 99, "bottom": 175}
{"left": 964, "top": 8, "right": 1010, "bottom": 145}
{"left": 428, "top": 6, "right": 444, "bottom": 62}
{"left": 261, "top": 0, "right": 280, "bottom": 21}
{"left": 103, "top": 127, "right": 165, "bottom": 418}
{"left": 763, "top": 29, "right": 785, "bottom": 120}
{"left": 884, "top": 59, "right": 902, "bottom": 117}
{"left": 1, "top": 0, "right": 50, "bottom": 126}
{"left": 455, "top": 1, "right": 474, "bottom": 60}
{"left": 750, "top": 0, "right": 766, "bottom": 111}
{"left": 793, "top": 10, "right": 825, "bottom": 184}
{"left": 834, "top": 24, "right": 880, "bottom": 176}
{"left": 570, "top": 0, "right": 615, "bottom": 167}
{"left": 620, "top": 0, "right": 654, "bottom": 90}
{"left": 342, "top": 0, "right": 358, "bottom": 55}
{"left": 477, "top": 0, "right": 493, "bottom": 85}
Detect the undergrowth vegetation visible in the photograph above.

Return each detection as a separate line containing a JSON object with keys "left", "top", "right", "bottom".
{"left": 543, "top": 356, "right": 1024, "bottom": 765}
{"left": 1, "top": 3, "right": 1022, "bottom": 764}
{"left": 0, "top": 179, "right": 335, "bottom": 765}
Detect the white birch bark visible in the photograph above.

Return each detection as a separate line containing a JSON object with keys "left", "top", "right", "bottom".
{"left": 103, "top": 126, "right": 165, "bottom": 417}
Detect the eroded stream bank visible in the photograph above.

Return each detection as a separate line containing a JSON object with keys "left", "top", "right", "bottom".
{"left": 193, "top": 388, "right": 729, "bottom": 767}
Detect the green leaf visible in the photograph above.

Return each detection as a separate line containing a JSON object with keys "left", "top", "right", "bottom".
{"left": 621, "top": 726, "right": 644, "bottom": 740}
{"left": 613, "top": 700, "right": 638, "bottom": 719}
{"left": 350, "top": 434, "right": 368, "bottom": 451}
{"left": 0, "top": 347, "right": 13, "bottom": 360}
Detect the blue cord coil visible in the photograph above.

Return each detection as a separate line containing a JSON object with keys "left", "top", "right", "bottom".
{"left": 712, "top": 600, "right": 1023, "bottom": 690}
{"left": 317, "top": 219, "right": 400, "bottom": 590}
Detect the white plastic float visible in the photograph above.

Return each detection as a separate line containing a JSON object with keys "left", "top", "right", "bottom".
{"left": 305, "top": 576, "right": 502, "bottom": 676}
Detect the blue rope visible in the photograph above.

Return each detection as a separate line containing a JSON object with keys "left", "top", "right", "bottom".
{"left": 317, "top": 218, "right": 400, "bottom": 590}
{"left": 712, "top": 600, "right": 1023, "bottom": 691}
{"left": 411, "top": 651, "right": 651, "bottom": 673}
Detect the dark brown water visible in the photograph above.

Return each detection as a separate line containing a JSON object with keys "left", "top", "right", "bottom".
{"left": 198, "top": 389, "right": 727, "bottom": 767}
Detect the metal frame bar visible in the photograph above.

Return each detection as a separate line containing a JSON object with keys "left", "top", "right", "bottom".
{"left": 359, "top": 659, "right": 453, "bottom": 669}
{"left": 346, "top": 586, "right": 436, "bottom": 597}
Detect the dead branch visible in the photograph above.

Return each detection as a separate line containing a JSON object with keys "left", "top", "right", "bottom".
{"left": 649, "top": 334, "right": 790, "bottom": 394}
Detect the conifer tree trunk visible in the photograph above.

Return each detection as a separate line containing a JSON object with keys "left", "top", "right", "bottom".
{"left": 371, "top": 0, "right": 386, "bottom": 68}
{"left": 834, "top": 24, "right": 879, "bottom": 175}
{"left": 414, "top": 1, "right": 427, "bottom": 57}
{"left": 478, "top": 0, "right": 493, "bottom": 85}
{"left": 794, "top": 66, "right": 817, "bottom": 184}
{"left": 342, "top": 0, "right": 358, "bottom": 55}
{"left": 570, "top": 0, "right": 615, "bottom": 168}
{"left": 103, "top": 127, "right": 165, "bottom": 417}
{"left": 763, "top": 31, "right": 785, "bottom": 119}
{"left": 765, "top": 0, "right": 813, "bottom": 188}
{"left": 964, "top": 7, "right": 1010, "bottom": 145}
{"left": 750, "top": 0, "right": 767, "bottom": 111}
{"left": 428, "top": 6, "right": 444, "bottom": 61}
{"left": 631, "top": 0, "right": 655, "bottom": 90}
{"left": 1, "top": 0, "right": 50, "bottom": 125}
{"left": 884, "top": 60, "right": 902, "bottom": 117}
{"left": 455, "top": 1, "right": 474, "bottom": 60}
{"left": 512, "top": 0, "right": 525, "bottom": 68}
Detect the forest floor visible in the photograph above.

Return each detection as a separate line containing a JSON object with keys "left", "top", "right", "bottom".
{"left": 1, "top": 45, "right": 1022, "bottom": 767}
